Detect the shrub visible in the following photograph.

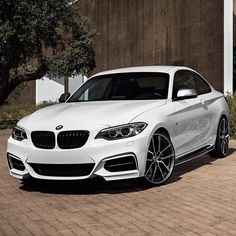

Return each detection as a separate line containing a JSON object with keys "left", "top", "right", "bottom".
{"left": 0, "top": 103, "right": 55, "bottom": 129}
{"left": 227, "top": 95, "right": 236, "bottom": 138}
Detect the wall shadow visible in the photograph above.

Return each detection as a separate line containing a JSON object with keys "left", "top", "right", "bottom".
{"left": 20, "top": 148, "right": 236, "bottom": 195}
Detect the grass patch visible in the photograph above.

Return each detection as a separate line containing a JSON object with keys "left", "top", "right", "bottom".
{"left": 0, "top": 103, "right": 55, "bottom": 129}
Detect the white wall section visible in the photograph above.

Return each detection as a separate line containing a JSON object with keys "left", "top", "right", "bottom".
{"left": 36, "top": 76, "right": 64, "bottom": 104}
{"left": 68, "top": 75, "right": 84, "bottom": 95}
{"left": 224, "top": 0, "right": 233, "bottom": 94}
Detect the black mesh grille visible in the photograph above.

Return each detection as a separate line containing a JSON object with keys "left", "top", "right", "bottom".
{"left": 31, "top": 131, "right": 55, "bottom": 149}
{"left": 104, "top": 155, "right": 137, "bottom": 172}
{"left": 57, "top": 130, "right": 89, "bottom": 149}
{"left": 30, "top": 163, "right": 95, "bottom": 177}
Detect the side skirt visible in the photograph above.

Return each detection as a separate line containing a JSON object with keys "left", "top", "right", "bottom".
{"left": 175, "top": 145, "right": 214, "bottom": 166}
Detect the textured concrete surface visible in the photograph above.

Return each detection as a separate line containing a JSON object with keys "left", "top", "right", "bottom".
{"left": 0, "top": 130, "right": 236, "bottom": 235}
{"left": 14, "top": 0, "right": 225, "bottom": 105}
{"left": 79, "top": 0, "right": 224, "bottom": 92}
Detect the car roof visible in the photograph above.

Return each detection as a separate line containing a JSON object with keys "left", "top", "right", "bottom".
{"left": 92, "top": 66, "right": 192, "bottom": 77}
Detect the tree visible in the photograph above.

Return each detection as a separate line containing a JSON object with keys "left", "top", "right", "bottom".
{"left": 0, "top": 0, "right": 95, "bottom": 105}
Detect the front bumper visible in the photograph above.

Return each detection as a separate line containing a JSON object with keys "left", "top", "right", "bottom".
{"left": 7, "top": 132, "right": 150, "bottom": 181}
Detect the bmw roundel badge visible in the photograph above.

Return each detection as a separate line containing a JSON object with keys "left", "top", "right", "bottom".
{"left": 56, "top": 125, "right": 63, "bottom": 130}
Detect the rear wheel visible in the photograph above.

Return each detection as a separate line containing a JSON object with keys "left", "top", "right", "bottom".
{"left": 209, "top": 117, "right": 229, "bottom": 158}
{"left": 143, "top": 132, "right": 175, "bottom": 186}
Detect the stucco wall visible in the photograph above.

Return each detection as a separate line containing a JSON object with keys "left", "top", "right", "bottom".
{"left": 234, "top": 0, "right": 236, "bottom": 47}
{"left": 78, "top": 0, "right": 224, "bottom": 91}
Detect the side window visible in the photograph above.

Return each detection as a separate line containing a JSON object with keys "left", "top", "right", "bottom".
{"left": 172, "top": 70, "right": 196, "bottom": 99}
{"left": 191, "top": 72, "right": 211, "bottom": 95}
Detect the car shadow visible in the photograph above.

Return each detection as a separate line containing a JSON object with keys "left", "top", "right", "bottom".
{"left": 20, "top": 176, "right": 146, "bottom": 195}
{"left": 20, "top": 148, "right": 236, "bottom": 195}
{"left": 169, "top": 147, "right": 236, "bottom": 184}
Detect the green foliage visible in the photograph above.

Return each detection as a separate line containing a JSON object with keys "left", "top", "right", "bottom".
{"left": 227, "top": 95, "right": 236, "bottom": 138}
{"left": 49, "top": 33, "right": 95, "bottom": 76}
{"left": 0, "top": 0, "right": 95, "bottom": 104}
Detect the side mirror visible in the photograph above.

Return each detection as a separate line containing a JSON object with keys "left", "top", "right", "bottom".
{"left": 175, "top": 88, "right": 197, "bottom": 101}
{"left": 59, "top": 92, "right": 70, "bottom": 103}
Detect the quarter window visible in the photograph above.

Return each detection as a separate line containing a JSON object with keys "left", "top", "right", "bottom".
{"left": 191, "top": 72, "right": 211, "bottom": 95}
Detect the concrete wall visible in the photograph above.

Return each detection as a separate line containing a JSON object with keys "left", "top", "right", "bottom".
{"left": 79, "top": 0, "right": 224, "bottom": 91}
{"left": 224, "top": 0, "right": 233, "bottom": 93}
{"left": 234, "top": 0, "right": 236, "bottom": 47}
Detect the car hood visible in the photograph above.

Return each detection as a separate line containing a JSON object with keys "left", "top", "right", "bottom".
{"left": 19, "top": 100, "right": 166, "bottom": 131}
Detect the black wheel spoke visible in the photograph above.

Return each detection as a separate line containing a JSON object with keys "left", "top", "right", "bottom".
{"left": 151, "top": 165, "right": 158, "bottom": 182}
{"left": 152, "top": 137, "right": 157, "bottom": 155}
{"left": 158, "top": 164, "right": 165, "bottom": 179}
{"left": 160, "top": 161, "right": 170, "bottom": 173}
{"left": 146, "top": 161, "right": 155, "bottom": 175}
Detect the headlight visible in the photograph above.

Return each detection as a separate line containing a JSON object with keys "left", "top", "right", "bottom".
{"left": 95, "top": 122, "right": 147, "bottom": 140}
{"left": 12, "top": 126, "right": 27, "bottom": 141}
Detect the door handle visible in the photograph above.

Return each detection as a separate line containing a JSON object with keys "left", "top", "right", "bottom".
{"left": 200, "top": 99, "right": 206, "bottom": 105}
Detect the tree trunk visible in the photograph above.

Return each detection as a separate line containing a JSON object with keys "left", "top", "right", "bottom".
{"left": 0, "top": 80, "right": 21, "bottom": 106}
{"left": 0, "top": 64, "right": 47, "bottom": 106}
{"left": 64, "top": 76, "right": 69, "bottom": 94}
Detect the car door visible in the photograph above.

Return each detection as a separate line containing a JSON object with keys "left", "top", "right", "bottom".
{"left": 191, "top": 71, "right": 213, "bottom": 144}
{"left": 172, "top": 70, "right": 210, "bottom": 157}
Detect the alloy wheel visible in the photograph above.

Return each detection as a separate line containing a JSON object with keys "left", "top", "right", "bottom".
{"left": 219, "top": 118, "right": 229, "bottom": 155}
{"left": 144, "top": 133, "right": 175, "bottom": 185}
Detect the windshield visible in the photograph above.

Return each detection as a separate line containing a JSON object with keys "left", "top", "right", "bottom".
{"left": 68, "top": 72, "right": 169, "bottom": 102}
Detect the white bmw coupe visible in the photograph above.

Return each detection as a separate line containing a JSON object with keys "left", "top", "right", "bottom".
{"left": 7, "top": 66, "right": 229, "bottom": 185}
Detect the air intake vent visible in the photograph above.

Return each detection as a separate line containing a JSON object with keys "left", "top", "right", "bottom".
{"left": 30, "top": 163, "right": 95, "bottom": 177}
{"left": 57, "top": 130, "right": 89, "bottom": 149}
{"left": 7, "top": 154, "right": 25, "bottom": 171}
{"left": 104, "top": 155, "right": 137, "bottom": 172}
{"left": 31, "top": 131, "right": 55, "bottom": 149}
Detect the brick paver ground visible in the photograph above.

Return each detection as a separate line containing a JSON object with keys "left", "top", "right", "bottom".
{"left": 0, "top": 130, "right": 236, "bottom": 236}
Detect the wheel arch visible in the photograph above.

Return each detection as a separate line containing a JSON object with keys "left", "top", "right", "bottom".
{"left": 220, "top": 113, "right": 228, "bottom": 121}
{"left": 155, "top": 127, "right": 171, "bottom": 139}
{"left": 211, "top": 112, "right": 229, "bottom": 146}
{"left": 209, "top": 112, "right": 229, "bottom": 158}
{"left": 217, "top": 113, "right": 229, "bottom": 132}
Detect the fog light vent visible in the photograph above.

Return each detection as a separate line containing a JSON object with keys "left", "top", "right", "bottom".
{"left": 7, "top": 154, "right": 25, "bottom": 171}
{"left": 104, "top": 155, "right": 137, "bottom": 172}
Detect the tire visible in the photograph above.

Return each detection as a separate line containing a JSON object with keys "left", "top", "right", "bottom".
{"left": 142, "top": 131, "right": 175, "bottom": 186}
{"left": 209, "top": 116, "right": 229, "bottom": 158}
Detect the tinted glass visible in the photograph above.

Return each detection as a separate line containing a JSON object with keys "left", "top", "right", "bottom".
{"left": 172, "top": 70, "right": 196, "bottom": 99}
{"left": 68, "top": 72, "right": 169, "bottom": 102}
{"left": 191, "top": 72, "right": 211, "bottom": 95}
